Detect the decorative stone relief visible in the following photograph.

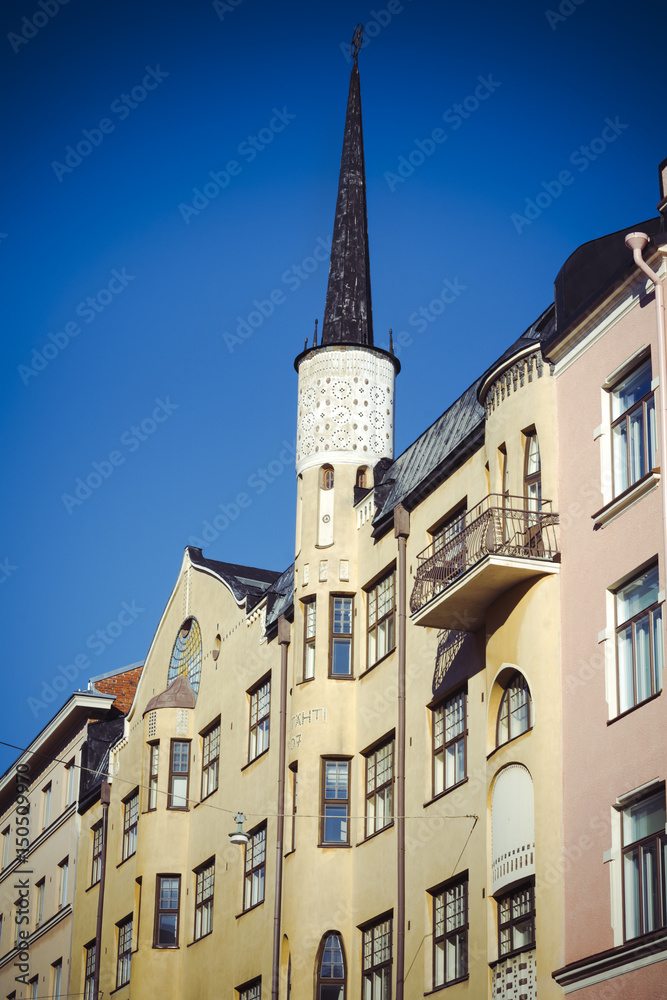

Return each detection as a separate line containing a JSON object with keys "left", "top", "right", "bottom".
{"left": 483, "top": 350, "right": 555, "bottom": 417}
{"left": 319, "top": 560, "right": 328, "bottom": 582}
{"left": 494, "top": 950, "right": 536, "bottom": 1000}
{"left": 176, "top": 709, "right": 189, "bottom": 736}
{"left": 339, "top": 560, "right": 349, "bottom": 581}
{"left": 303, "top": 563, "right": 309, "bottom": 586}
{"left": 296, "top": 347, "right": 395, "bottom": 474}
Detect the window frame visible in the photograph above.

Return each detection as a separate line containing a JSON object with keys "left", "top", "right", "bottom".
{"left": 154, "top": 874, "right": 181, "bottom": 948}
{"left": 320, "top": 757, "right": 351, "bottom": 847}
{"left": 91, "top": 821, "right": 103, "bottom": 886}
{"left": 614, "top": 563, "right": 663, "bottom": 715}
{"left": 303, "top": 598, "right": 317, "bottom": 681}
{"left": 65, "top": 759, "right": 76, "bottom": 806}
{"left": 497, "top": 880, "right": 535, "bottom": 959}
{"left": 238, "top": 977, "right": 262, "bottom": 1000}
{"left": 201, "top": 721, "right": 220, "bottom": 800}
{"left": 523, "top": 429, "right": 542, "bottom": 511}
{"left": 35, "top": 878, "right": 45, "bottom": 929}
{"left": 496, "top": 673, "right": 533, "bottom": 747}
{"left": 194, "top": 857, "right": 215, "bottom": 941}
{"left": 51, "top": 959, "right": 62, "bottom": 1000}
{"left": 610, "top": 356, "right": 656, "bottom": 498}
{"left": 366, "top": 571, "right": 396, "bottom": 669}
{"left": 243, "top": 823, "right": 267, "bottom": 911}
{"left": 329, "top": 595, "right": 354, "bottom": 678}
{"left": 316, "top": 930, "right": 347, "bottom": 999}
{"left": 58, "top": 857, "right": 69, "bottom": 909}
{"left": 431, "top": 873, "right": 469, "bottom": 988}
{"left": 248, "top": 676, "right": 271, "bottom": 763}
{"left": 123, "top": 789, "right": 139, "bottom": 858}
{"left": 147, "top": 741, "right": 159, "bottom": 811}
{"left": 290, "top": 762, "right": 298, "bottom": 851}
{"left": 2, "top": 826, "right": 9, "bottom": 869}
{"left": 167, "top": 739, "right": 190, "bottom": 810}
{"left": 42, "top": 782, "right": 52, "bottom": 830}
{"left": 116, "top": 915, "right": 133, "bottom": 988}
{"left": 361, "top": 913, "right": 393, "bottom": 1000}
{"left": 621, "top": 787, "right": 666, "bottom": 941}
{"left": 432, "top": 687, "right": 467, "bottom": 797}
{"left": 321, "top": 465, "right": 334, "bottom": 490}
{"left": 83, "top": 941, "right": 96, "bottom": 1000}
{"left": 364, "top": 737, "right": 394, "bottom": 839}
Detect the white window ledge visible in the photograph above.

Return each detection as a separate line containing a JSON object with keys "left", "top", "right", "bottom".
{"left": 592, "top": 472, "right": 660, "bottom": 528}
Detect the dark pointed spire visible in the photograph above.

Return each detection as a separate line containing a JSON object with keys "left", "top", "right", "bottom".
{"left": 321, "top": 28, "right": 373, "bottom": 347}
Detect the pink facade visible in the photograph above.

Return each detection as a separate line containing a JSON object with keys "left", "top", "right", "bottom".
{"left": 549, "top": 209, "right": 667, "bottom": 995}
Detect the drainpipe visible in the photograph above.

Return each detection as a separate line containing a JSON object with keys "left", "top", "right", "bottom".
{"left": 393, "top": 503, "right": 410, "bottom": 1000}
{"left": 272, "top": 614, "right": 291, "bottom": 1000}
{"left": 625, "top": 233, "right": 667, "bottom": 566}
{"left": 93, "top": 779, "right": 111, "bottom": 999}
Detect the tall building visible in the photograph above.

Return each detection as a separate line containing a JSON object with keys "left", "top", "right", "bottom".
{"left": 0, "top": 663, "right": 143, "bottom": 1000}
{"left": 548, "top": 167, "right": 667, "bottom": 997}
{"left": 3, "top": 37, "right": 665, "bottom": 1000}
{"left": 63, "top": 42, "right": 566, "bottom": 1000}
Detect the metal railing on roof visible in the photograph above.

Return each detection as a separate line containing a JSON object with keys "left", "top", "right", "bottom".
{"left": 410, "top": 494, "right": 559, "bottom": 615}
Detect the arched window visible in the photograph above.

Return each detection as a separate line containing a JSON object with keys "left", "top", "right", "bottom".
{"left": 524, "top": 432, "right": 541, "bottom": 511}
{"left": 321, "top": 465, "right": 335, "bottom": 490}
{"left": 356, "top": 467, "right": 368, "bottom": 489}
{"left": 167, "top": 617, "right": 202, "bottom": 694}
{"left": 316, "top": 931, "right": 346, "bottom": 1000}
{"left": 497, "top": 673, "right": 532, "bottom": 746}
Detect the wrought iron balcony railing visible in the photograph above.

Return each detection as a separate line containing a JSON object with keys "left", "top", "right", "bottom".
{"left": 410, "top": 494, "right": 559, "bottom": 616}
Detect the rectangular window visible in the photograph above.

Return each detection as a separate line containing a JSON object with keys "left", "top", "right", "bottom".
{"left": 498, "top": 881, "right": 535, "bottom": 957}
{"left": 65, "top": 760, "right": 76, "bottom": 806}
{"left": 244, "top": 825, "right": 266, "bottom": 910}
{"left": 321, "top": 759, "right": 350, "bottom": 845}
{"left": 168, "top": 741, "right": 190, "bottom": 809}
{"left": 116, "top": 916, "right": 133, "bottom": 987}
{"left": 1, "top": 826, "right": 9, "bottom": 869}
{"left": 367, "top": 572, "right": 396, "bottom": 667}
{"left": 239, "top": 979, "right": 262, "bottom": 1000}
{"left": 362, "top": 915, "right": 392, "bottom": 999}
{"left": 433, "top": 689, "right": 467, "bottom": 796}
{"left": 611, "top": 358, "right": 657, "bottom": 496}
{"left": 330, "top": 596, "right": 353, "bottom": 676}
{"left": 622, "top": 788, "right": 667, "bottom": 940}
{"left": 201, "top": 723, "right": 220, "bottom": 799}
{"left": 84, "top": 942, "right": 96, "bottom": 1000}
{"left": 35, "top": 878, "right": 45, "bottom": 929}
{"left": 248, "top": 679, "right": 270, "bottom": 761}
{"left": 291, "top": 763, "right": 298, "bottom": 851}
{"left": 433, "top": 875, "right": 468, "bottom": 986}
{"left": 616, "top": 564, "right": 664, "bottom": 713}
{"left": 365, "top": 739, "right": 394, "bottom": 838}
{"left": 154, "top": 875, "right": 180, "bottom": 947}
{"left": 194, "top": 858, "right": 215, "bottom": 940}
{"left": 123, "top": 790, "right": 139, "bottom": 857}
{"left": 58, "top": 857, "right": 69, "bottom": 909}
{"left": 28, "top": 978, "right": 37, "bottom": 1000}
{"left": 432, "top": 507, "right": 466, "bottom": 553}
{"left": 148, "top": 743, "right": 159, "bottom": 811}
{"left": 303, "top": 599, "right": 316, "bottom": 680}
{"left": 42, "top": 783, "right": 52, "bottom": 830}
{"left": 91, "top": 821, "right": 103, "bottom": 885}
{"left": 51, "top": 960, "right": 62, "bottom": 1000}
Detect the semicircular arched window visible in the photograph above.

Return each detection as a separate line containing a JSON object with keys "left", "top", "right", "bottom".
{"left": 497, "top": 672, "right": 532, "bottom": 746}
{"left": 321, "top": 465, "right": 335, "bottom": 490}
{"left": 317, "top": 931, "right": 346, "bottom": 1000}
{"left": 167, "top": 617, "right": 203, "bottom": 694}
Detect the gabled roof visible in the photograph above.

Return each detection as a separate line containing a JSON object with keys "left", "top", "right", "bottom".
{"left": 187, "top": 547, "right": 281, "bottom": 602}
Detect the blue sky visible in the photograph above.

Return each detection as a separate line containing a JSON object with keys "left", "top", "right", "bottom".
{"left": 1, "top": 0, "right": 665, "bottom": 766}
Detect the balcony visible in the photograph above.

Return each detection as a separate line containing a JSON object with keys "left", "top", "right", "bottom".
{"left": 410, "top": 494, "right": 560, "bottom": 631}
